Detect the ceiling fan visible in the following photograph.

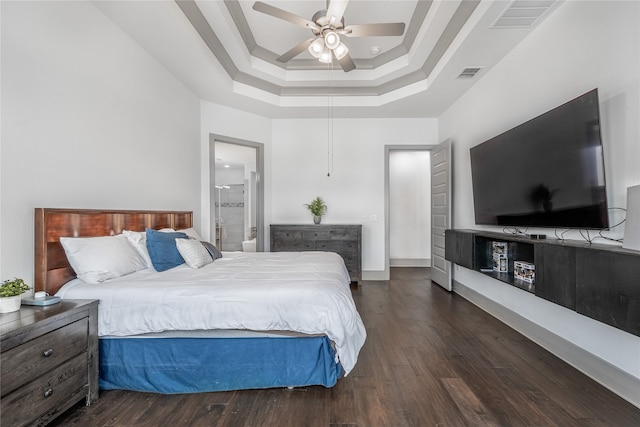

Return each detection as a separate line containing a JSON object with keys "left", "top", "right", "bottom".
{"left": 252, "top": 0, "right": 406, "bottom": 72}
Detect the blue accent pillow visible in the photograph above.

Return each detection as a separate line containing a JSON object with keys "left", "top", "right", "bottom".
{"left": 145, "top": 228, "right": 188, "bottom": 272}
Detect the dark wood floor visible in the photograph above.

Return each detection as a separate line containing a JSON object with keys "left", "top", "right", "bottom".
{"left": 51, "top": 268, "right": 640, "bottom": 426}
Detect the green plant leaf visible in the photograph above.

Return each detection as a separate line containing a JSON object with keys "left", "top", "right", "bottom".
{"left": 304, "top": 196, "right": 327, "bottom": 216}
{"left": 0, "top": 277, "right": 30, "bottom": 297}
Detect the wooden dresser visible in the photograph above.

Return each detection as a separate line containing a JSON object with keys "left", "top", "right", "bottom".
{"left": 270, "top": 224, "right": 362, "bottom": 283}
{"left": 1, "top": 299, "right": 99, "bottom": 426}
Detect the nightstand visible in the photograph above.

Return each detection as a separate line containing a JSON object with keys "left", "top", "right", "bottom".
{"left": 1, "top": 299, "right": 99, "bottom": 426}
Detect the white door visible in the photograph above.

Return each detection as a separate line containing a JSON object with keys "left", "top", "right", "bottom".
{"left": 430, "top": 139, "right": 452, "bottom": 291}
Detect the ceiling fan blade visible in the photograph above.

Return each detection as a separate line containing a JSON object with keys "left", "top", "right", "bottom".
{"left": 343, "top": 22, "right": 406, "bottom": 37}
{"left": 252, "top": 2, "right": 319, "bottom": 31}
{"left": 336, "top": 51, "right": 356, "bottom": 72}
{"left": 277, "top": 38, "right": 316, "bottom": 63}
{"left": 326, "top": 0, "right": 349, "bottom": 25}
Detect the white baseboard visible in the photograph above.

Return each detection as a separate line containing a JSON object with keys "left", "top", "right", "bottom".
{"left": 362, "top": 270, "right": 388, "bottom": 281}
{"left": 453, "top": 280, "right": 640, "bottom": 409}
{"left": 389, "top": 258, "right": 431, "bottom": 267}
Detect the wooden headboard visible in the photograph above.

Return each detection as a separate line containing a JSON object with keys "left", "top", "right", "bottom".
{"left": 34, "top": 208, "right": 193, "bottom": 295}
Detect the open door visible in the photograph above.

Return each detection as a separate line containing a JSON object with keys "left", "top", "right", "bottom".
{"left": 430, "top": 139, "right": 452, "bottom": 291}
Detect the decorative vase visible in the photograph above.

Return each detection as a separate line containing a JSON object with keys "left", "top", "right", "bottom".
{"left": 0, "top": 295, "right": 22, "bottom": 314}
{"left": 313, "top": 215, "right": 322, "bottom": 225}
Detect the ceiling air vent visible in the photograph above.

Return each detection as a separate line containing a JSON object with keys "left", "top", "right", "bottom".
{"left": 457, "top": 67, "right": 482, "bottom": 79}
{"left": 492, "top": 0, "right": 557, "bottom": 29}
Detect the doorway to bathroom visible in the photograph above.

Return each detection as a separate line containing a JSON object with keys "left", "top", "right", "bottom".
{"left": 210, "top": 135, "right": 264, "bottom": 252}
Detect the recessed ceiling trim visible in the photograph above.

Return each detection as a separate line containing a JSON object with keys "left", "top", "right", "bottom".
{"left": 226, "top": 0, "right": 417, "bottom": 72}
{"left": 177, "top": 0, "right": 483, "bottom": 105}
{"left": 377, "top": 69, "right": 429, "bottom": 95}
{"left": 90, "top": 0, "right": 562, "bottom": 118}
{"left": 404, "top": 0, "right": 433, "bottom": 47}
{"left": 420, "top": 0, "right": 481, "bottom": 79}
{"left": 235, "top": 72, "right": 282, "bottom": 96}
{"left": 175, "top": 0, "right": 239, "bottom": 78}
{"left": 234, "top": 81, "right": 429, "bottom": 109}
{"left": 281, "top": 86, "right": 380, "bottom": 97}
{"left": 224, "top": 0, "right": 257, "bottom": 52}
{"left": 370, "top": 45, "right": 410, "bottom": 69}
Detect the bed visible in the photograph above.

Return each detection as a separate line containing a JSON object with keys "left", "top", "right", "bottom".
{"left": 34, "top": 208, "right": 366, "bottom": 394}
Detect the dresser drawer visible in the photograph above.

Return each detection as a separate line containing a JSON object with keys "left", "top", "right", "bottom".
{"left": 272, "top": 240, "right": 314, "bottom": 251}
{"left": 329, "top": 228, "right": 359, "bottom": 240}
{"left": 272, "top": 240, "right": 300, "bottom": 251}
{"left": 302, "top": 229, "right": 331, "bottom": 240}
{"left": 316, "top": 240, "right": 357, "bottom": 253}
{"left": 0, "top": 353, "right": 88, "bottom": 427}
{"left": 1, "top": 317, "right": 88, "bottom": 396}
{"left": 340, "top": 252, "right": 359, "bottom": 265}
{"left": 271, "top": 229, "right": 302, "bottom": 241}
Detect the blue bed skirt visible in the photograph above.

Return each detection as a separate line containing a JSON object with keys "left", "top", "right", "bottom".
{"left": 99, "top": 335, "right": 343, "bottom": 394}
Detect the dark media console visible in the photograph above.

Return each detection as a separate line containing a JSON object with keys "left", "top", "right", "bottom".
{"left": 445, "top": 229, "right": 640, "bottom": 337}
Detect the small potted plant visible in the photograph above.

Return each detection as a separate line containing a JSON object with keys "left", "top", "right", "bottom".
{"left": 304, "top": 196, "right": 327, "bottom": 224}
{"left": 0, "top": 278, "right": 30, "bottom": 313}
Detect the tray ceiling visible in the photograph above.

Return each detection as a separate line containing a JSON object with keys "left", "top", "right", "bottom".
{"left": 93, "top": 0, "right": 560, "bottom": 118}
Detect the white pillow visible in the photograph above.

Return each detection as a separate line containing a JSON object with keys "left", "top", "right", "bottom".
{"left": 175, "top": 239, "right": 213, "bottom": 269}
{"left": 122, "top": 230, "right": 153, "bottom": 268}
{"left": 60, "top": 234, "right": 147, "bottom": 284}
{"left": 178, "top": 227, "right": 204, "bottom": 241}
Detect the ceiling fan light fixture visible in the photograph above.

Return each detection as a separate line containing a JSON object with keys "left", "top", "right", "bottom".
{"left": 318, "top": 47, "right": 333, "bottom": 64}
{"left": 252, "top": 1, "right": 406, "bottom": 72}
{"left": 323, "top": 30, "right": 340, "bottom": 50}
{"left": 333, "top": 42, "right": 349, "bottom": 60}
{"left": 308, "top": 37, "right": 325, "bottom": 58}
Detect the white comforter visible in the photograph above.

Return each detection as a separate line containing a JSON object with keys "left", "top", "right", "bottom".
{"left": 56, "top": 251, "right": 366, "bottom": 374}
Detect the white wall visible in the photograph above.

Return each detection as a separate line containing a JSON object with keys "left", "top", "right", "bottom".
{"left": 439, "top": 0, "right": 640, "bottom": 401}
{"left": 271, "top": 117, "right": 437, "bottom": 275}
{"left": 0, "top": 1, "right": 201, "bottom": 283}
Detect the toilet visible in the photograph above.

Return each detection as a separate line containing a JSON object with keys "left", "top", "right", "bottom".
{"left": 242, "top": 238, "right": 256, "bottom": 252}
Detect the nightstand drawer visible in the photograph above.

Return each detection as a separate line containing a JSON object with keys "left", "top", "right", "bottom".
{"left": 0, "top": 353, "right": 88, "bottom": 427}
{"left": 1, "top": 317, "right": 88, "bottom": 396}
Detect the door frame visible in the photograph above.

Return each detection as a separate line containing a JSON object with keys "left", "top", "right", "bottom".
{"left": 209, "top": 134, "right": 265, "bottom": 252}
{"left": 384, "top": 144, "right": 437, "bottom": 280}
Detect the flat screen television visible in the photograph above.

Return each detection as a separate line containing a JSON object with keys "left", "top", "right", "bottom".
{"left": 470, "top": 89, "right": 609, "bottom": 229}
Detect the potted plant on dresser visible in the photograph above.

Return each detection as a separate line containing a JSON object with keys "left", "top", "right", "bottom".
{"left": 0, "top": 278, "right": 30, "bottom": 313}
{"left": 305, "top": 196, "right": 328, "bottom": 224}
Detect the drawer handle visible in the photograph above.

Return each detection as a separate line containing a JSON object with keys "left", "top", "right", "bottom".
{"left": 42, "top": 348, "right": 54, "bottom": 358}
{"left": 44, "top": 388, "right": 54, "bottom": 398}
